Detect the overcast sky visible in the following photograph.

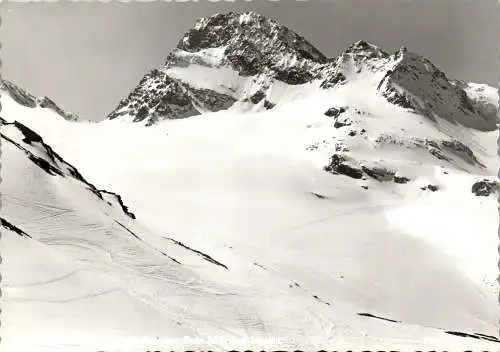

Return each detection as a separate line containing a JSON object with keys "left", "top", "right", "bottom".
{"left": 1, "top": 0, "right": 498, "bottom": 121}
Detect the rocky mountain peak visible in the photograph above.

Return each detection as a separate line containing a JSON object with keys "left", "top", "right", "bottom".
{"left": 344, "top": 40, "right": 389, "bottom": 59}
{"left": 177, "top": 11, "right": 328, "bottom": 83}
{"left": 177, "top": 11, "right": 327, "bottom": 66}
{"left": 376, "top": 48, "right": 497, "bottom": 131}
{"left": 107, "top": 12, "right": 497, "bottom": 131}
{"left": 108, "top": 11, "right": 331, "bottom": 124}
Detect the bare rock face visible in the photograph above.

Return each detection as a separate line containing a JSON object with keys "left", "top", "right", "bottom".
{"left": 324, "top": 154, "right": 364, "bottom": 179}
{"left": 361, "top": 166, "right": 395, "bottom": 182}
{"left": 471, "top": 180, "right": 498, "bottom": 197}
{"left": 421, "top": 184, "right": 439, "bottom": 192}
{"left": 324, "top": 107, "right": 346, "bottom": 118}
{"left": 107, "top": 69, "right": 236, "bottom": 126}
{"left": 393, "top": 175, "right": 411, "bottom": 184}
{"left": 320, "top": 71, "right": 347, "bottom": 89}
{"left": 177, "top": 11, "right": 328, "bottom": 76}
{"left": 415, "top": 138, "right": 485, "bottom": 168}
{"left": 0, "top": 79, "right": 37, "bottom": 108}
{"left": 37, "top": 96, "right": 79, "bottom": 121}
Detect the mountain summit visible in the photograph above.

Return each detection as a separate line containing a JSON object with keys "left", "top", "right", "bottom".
{"left": 107, "top": 11, "right": 328, "bottom": 125}
{"left": 177, "top": 11, "right": 327, "bottom": 67}
{"left": 107, "top": 11, "right": 497, "bottom": 131}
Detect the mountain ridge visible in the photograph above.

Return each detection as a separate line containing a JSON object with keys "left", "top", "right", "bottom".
{"left": 0, "top": 79, "right": 81, "bottom": 122}
{"left": 106, "top": 11, "right": 497, "bottom": 132}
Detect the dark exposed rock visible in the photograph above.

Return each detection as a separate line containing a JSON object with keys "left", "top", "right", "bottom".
{"left": 320, "top": 72, "right": 347, "bottom": 89}
{"left": 345, "top": 41, "right": 372, "bottom": 53}
{"left": 421, "top": 184, "right": 439, "bottom": 192}
{"left": 345, "top": 41, "right": 390, "bottom": 58}
{"left": 428, "top": 185, "right": 439, "bottom": 192}
{"left": 311, "top": 294, "right": 331, "bottom": 306}
{"left": 429, "top": 148, "right": 450, "bottom": 161}
{"left": 334, "top": 119, "right": 351, "bottom": 129}
{"left": 311, "top": 192, "right": 327, "bottom": 199}
{"left": 263, "top": 100, "right": 276, "bottom": 110}
{"left": 37, "top": 96, "right": 79, "bottom": 121}
{"left": 29, "top": 155, "right": 65, "bottom": 177}
{"left": 108, "top": 71, "right": 197, "bottom": 123}
{"left": 2, "top": 123, "right": 67, "bottom": 177}
{"left": 445, "top": 331, "right": 500, "bottom": 343}
{"left": 324, "top": 154, "right": 363, "bottom": 179}
{"left": 273, "top": 66, "right": 317, "bottom": 85}
{"left": 377, "top": 70, "right": 393, "bottom": 91}
{"left": 473, "top": 333, "right": 500, "bottom": 343}
{"left": 324, "top": 107, "right": 346, "bottom": 118}
{"left": 177, "top": 11, "right": 327, "bottom": 79}
{"left": 393, "top": 176, "right": 411, "bottom": 184}
{"left": 135, "top": 106, "right": 150, "bottom": 122}
{"left": 384, "top": 86, "right": 415, "bottom": 110}
{"left": 441, "top": 139, "right": 484, "bottom": 167}
{"left": 100, "top": 190, "right": 137, "bottom": 219}
{"left": 13, "top": 121, "right": 44, "bottom": 144}
{"left": 1, "top": 218, "right": 32, "bottom": 239}
{"left": 0, "top": 79, "right": 37, "bottom": 108}
{"left": 178, "top": 14, "right": 232, "bottom": 52}
{"left": 357, "top": 312, "right": 401, "bottom": 323}
{"left": 250, "top": 90, "right": 266, "bottom": 104}
{"left": 164, "top": 237, "right": 228, "bottom": 270}
{"left": 165, "top": 50, "right": 213, "bottom": 69}
{"left": 225, "top": 39, "right": 265, "bottom": 76}
{"left": 471, "top": 180, "right": 498, "bottom": 197}
{"left": 328, "top": 153, "right": 344, "bottom": 166}
{"left": 457, "top": 89, "right": 476, "bottom": 113}
{"left": 361, "top": 166, "right": 395, "bottom": 182}
{"left": 108, "top": 71, "right": 235, "bottom": 125}
{"left": 115, "top": 221, "right": 181, "bottom": 265}
{"left": 189, "top": 86, "right": 236, "bottom": 111}
{"left": 424, "top": 139, "right": 450, "bottom": 161}
{"left": 423, "top": 139, "right": 484, "bottom": 167}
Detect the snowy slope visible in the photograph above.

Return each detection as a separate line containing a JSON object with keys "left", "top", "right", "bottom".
{"left": 3, "top": 86, "right": 499, "bottom": 351}
{"left": 2, "top": 11, "right": 500, "bottom": 351}
{"left": 0, "top": 119, "right": 196, "bottom": 350}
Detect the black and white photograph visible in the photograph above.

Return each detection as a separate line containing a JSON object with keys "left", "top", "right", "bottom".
{"left": 0, "top": 0, "right": 499, "bottom": 350}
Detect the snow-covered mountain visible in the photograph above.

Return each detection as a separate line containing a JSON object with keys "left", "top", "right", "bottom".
{"left": 0, "top": 79, "right": 80, "bottom": 122}
{"left": 1, "top": 11, "right": 499, "bottom": 351}
{"left": 107, "top": 12, "right": 496, "bottom": 132}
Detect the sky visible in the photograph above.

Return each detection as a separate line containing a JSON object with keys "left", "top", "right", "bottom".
{"left": 1, "top": 0, "right": 499, "bottom": 121}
